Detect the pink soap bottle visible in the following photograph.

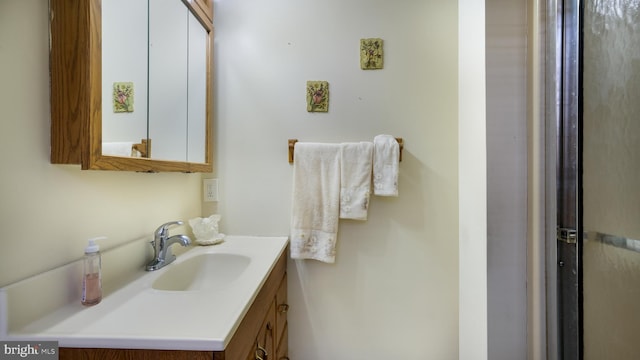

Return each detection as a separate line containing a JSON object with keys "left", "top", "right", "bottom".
{"left": 81, "top": 237, "right": 103, "bottom": 306}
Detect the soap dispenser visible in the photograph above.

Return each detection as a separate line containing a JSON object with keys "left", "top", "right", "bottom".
{"left": 81, "top": 237, "right": 104, "bottom": 306}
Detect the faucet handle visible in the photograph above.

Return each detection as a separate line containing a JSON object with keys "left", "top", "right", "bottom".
{"left": 155, "top": 220, "right": 184, "bottom": 238}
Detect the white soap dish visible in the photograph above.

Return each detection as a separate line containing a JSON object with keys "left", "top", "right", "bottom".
{"left": 189, "top": 214, "right": 225, "bottom": 246}
{"left": 195, "top": 234, "right": 225, "bottom": 246}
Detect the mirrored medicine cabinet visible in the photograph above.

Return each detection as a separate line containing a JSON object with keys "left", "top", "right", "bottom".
{"left": 50, "top": 0, "right": 213, "bottom": 172}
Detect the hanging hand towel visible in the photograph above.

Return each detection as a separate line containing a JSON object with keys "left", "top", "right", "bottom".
{"left": 290, "top": 143, "right": 342, "bottom": 263}
{"left": 373, "top": 134, "right": 399, "bottom": 196}
{"left": 340, "top": 142, "right": 373, "bottom": 220}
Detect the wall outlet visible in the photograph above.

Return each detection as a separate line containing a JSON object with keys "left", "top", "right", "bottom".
{"left": 203, "top": 178, "right": 218, "bottom": 202}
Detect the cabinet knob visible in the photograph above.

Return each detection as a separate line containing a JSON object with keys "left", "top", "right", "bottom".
{"left": 278, "top": 303, "right": 290, "bottom": 313}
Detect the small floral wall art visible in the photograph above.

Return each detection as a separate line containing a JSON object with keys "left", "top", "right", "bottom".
{"left": 113, "top": 82, "right": 134, "bottom": 113}
{"left": 306, "top": 81, "right": 329, "bottom": 112}
{"left": 360, "top": 38, "right": 384, "bottom": 70}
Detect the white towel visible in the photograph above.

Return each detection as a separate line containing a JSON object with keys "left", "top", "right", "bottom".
{"left": 102, "top": 142, "right": 135, "bottom": 157}
{"left": 373, "top": 135, "right": 399, "bottom": 196}
{"left": 290, "top": 143, "right": 342, "bottom": 263}
{"left": 340, "top": 142, "right": 373, "bottom": 220}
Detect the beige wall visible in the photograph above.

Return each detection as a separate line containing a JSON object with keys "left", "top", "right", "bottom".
{"left": 214, "top": 0, "right": 459, "bottom": 358}
{"left": 0, "top": 0, "right": 498, "bottom": 358}
{"left": 0, "top": 0, "right": 202, "bottom": 288}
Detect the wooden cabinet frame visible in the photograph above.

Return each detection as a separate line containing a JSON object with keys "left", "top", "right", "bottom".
{"left": 49, "top": 0, "right": 213, "bottom": 172}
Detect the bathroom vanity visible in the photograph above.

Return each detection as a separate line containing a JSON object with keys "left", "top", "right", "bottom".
{"left": 60, "top": 250, "right": 288, "bottom": 360}
{"left": 0, "top": 236, "right": 289, "bottom": 360}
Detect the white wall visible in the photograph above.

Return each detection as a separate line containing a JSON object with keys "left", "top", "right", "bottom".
{"left": 0, "top": 0, "right": 501, "bottom": 358}
{"left": 458, "top": 0, "right": 488, "bottom": 358}
{"left": 0, "top": 0, "right": 202, "bottom": 288}
{"left": 213, "top": 0, "right": 460, "bottom": 358}
{"left": 486, "top": 0, "right": 528, "bottom": 359}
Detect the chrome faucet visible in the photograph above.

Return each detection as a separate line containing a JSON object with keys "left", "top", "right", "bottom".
{"left": 146, "top": 221, "right": 191, "bottom": 271}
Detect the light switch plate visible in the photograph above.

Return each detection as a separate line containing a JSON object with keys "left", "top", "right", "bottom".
{"left": 203, "top": 178, "right": 218, "bottom": 202}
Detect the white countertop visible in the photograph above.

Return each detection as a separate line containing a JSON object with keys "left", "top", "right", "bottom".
{"left": 2, "top": 235, "right": 288, "bottom": 351}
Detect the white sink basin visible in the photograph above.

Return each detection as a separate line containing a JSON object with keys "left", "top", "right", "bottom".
{"left": 2, "top": 236, "right": 288, "bottom": 351}
{"left": 152, "top": 253, "right": 251, "bottom": 291}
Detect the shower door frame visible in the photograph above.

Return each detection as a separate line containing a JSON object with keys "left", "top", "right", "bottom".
{"left": 546, "top": 0, "right": 582, "bottom": 359}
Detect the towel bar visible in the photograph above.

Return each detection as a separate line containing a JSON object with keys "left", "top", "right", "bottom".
{"left": 288, "top": 138, "right": 403, "bottom": 163}
{"left": 132, "top": 138, "right": 151, "bottom": 158}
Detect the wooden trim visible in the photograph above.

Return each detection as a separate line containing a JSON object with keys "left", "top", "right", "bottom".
{"left": 182, "top": 0, "right": 213, "bottom": 31}
{"left": 59, "top": 348, "right": 212, "bottom": 360}
{"left": 132, "top": 139, "right": 151, "bottom": 158}
{"left": 50, "top": 0, "right": 214, "bottom": 173}
{"left": 85, "top": 0, "right": 102, "bottom": 170}
{"left": 205, "top": 24, "right": 214, "bottom": 168}
{"left": 50, "top": 0, "right": 91, "bottom": 165}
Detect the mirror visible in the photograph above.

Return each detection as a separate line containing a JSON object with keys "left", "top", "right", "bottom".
{"left": 49, "top": 0, "right": 213, "bottom": 172}
{"left": 101, "top": 0, "right": 208, "bottom": 163}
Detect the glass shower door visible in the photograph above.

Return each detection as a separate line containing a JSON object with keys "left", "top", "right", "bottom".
{"left": 582, "top": 1, "right": 640, "bottom": 359}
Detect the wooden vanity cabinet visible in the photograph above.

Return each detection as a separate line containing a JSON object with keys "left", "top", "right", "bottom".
{"left": 244, "top": 274, "right": 288, "bottom": 360}
{"left": 216, "top": 251, "right": 288, "bottom": 360}
{"left": 59, "top": 250, "right": 288, "bottom": 360}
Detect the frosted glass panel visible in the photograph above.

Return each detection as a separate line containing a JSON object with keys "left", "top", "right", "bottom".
{"left": 583, "top": 1, "right": 640, "bottom": 359}
{"left": 583, "top": 0, "right": 640, "bottom": 238}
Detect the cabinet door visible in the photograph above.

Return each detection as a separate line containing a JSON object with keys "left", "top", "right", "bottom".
{"left": 252, "top": 301, "right": 276, "bottom": 360}
{"left": 275, "top": 273, "right": 288, "bottom": 345}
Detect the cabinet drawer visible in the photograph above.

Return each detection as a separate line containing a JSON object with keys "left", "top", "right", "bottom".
{"left": 276, "top": 323, "right": 289, "bottom": 360}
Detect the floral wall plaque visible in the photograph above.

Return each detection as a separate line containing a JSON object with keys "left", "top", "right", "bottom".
{"left": 306, "top": 81, "right": 329, "bottom": 112}
{"left": 113, "top": 82, "right": 134, "bottom": 113}
{"left": 360, "top": 38, "right": 384, "bottom": 70}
